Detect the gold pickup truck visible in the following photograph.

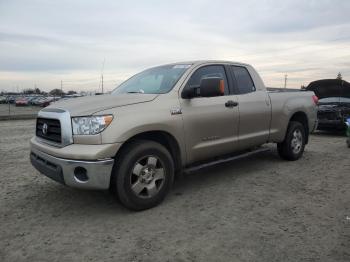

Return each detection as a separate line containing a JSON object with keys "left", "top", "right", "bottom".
{"left": 30, "top": 60, "right": 318, "bottom": 210}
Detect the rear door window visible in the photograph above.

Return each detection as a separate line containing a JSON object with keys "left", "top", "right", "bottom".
{"left": 231, "top": 66, "right": 255, "bottom": 94}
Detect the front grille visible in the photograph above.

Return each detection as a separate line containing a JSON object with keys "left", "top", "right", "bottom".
{"left": 36, "top": 118, "right": 62, "bottom": 143}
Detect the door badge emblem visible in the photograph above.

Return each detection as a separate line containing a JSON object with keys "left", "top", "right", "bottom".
{"left": 170, "top": 107, "right": 182, "bottom": 115}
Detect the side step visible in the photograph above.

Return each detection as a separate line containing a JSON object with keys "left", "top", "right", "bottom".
{"left": 184, "top": 147, "right": 270, "bottom": 174}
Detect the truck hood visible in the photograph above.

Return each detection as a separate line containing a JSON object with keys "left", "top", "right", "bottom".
{"left": 47, "top": 94, "right": 158, "bottom": 116}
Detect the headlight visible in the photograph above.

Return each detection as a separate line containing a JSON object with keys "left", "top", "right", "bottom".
{"left": 72, "top": 115, "right": 113, "bottom": 135}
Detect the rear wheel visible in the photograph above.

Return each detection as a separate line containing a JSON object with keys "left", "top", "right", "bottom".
{"left": 277, "top": 121, "right": 306, "bottom": 161}
{"left": 111, "top": 140, "right": 174, "bottom": 211}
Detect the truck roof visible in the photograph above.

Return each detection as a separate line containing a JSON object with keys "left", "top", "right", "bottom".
{"left": 162, "top": 60, "right": 250, "bottom": 67}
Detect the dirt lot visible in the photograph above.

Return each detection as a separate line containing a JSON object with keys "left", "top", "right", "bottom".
{"left": 0, "top": 120, "right": 349, "bottom": 262}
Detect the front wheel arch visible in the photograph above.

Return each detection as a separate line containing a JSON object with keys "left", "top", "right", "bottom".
{"left": 111, "top": 139, "right": 175, "bottom": 210}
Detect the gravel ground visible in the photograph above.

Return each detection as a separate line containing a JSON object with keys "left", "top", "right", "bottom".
{"left": 0, "top": 120, "right": 349, "bottom": 262}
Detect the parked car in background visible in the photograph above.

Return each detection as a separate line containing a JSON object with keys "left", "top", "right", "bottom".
{"left": 0, "top": 96, "right": 7, "bottom": 104}
{"left": 6, "top": 96, "right": 16, "bottom": 104}
{"left": 41, "top": 98, "right": 53, "bottom": 107}
{"left": 26, "top": 96, "right": 39, "bottom": 105}
{"left": 28, "top": 97, "right": 40, "bottom": 105}
{"left": 15, "top": 97, "right": 29, "bottom": 106}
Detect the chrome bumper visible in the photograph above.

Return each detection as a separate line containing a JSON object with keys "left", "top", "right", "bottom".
{"left": 30, "top": 147, "right": 114, "bottom": 190}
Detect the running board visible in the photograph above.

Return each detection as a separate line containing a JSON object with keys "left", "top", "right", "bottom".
{"left": 184, "top": 147, "right": 270, "bottom": 174}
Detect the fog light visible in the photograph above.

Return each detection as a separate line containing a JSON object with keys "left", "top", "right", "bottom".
{"left": 74, "top": 167, "right": 88, "bottom": 182}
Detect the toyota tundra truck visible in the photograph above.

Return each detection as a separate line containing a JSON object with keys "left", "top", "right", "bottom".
{"left": 30, "top": 60, "right": 318, "bottom": 210}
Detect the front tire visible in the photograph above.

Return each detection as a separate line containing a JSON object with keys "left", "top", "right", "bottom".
{"left": 111, "top": 140, "right": 174, "bottom": 211}
{"left": 277, "top": 121, "right": 306, "bottom": 161}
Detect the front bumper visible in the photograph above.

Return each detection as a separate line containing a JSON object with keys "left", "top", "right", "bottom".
{"left": 317, "top": 119, "right": 345, "bottom": 130}
{"left": 30, "top": 147, "right": 114, "bottom": 190}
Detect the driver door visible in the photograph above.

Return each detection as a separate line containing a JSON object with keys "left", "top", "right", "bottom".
{"left": 180, "top": 65, "right": 240, "bottom": 164}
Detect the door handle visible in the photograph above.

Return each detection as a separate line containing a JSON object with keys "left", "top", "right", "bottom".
{"left": 225, "top": 100, "right": 239, "bottom": 108}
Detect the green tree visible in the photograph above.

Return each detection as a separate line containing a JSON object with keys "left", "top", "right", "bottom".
{"left": 336, "top": 72, "right": 342, "bottom": 80}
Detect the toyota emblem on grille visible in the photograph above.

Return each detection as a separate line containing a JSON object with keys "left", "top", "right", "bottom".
{"left": 42, "top": 123, "right": 48, "bottom": 135}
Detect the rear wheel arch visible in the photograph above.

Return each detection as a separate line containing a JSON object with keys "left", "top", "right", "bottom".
{"left": 288, "top": 111, "right": 309, "bottom": 144}
{"left": 278, "top": 121, "right": 306, "bottom": 161}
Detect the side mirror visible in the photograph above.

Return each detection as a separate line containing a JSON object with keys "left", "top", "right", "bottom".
{"left": 199, "top": 77, "right": 225, "bottom": 97}
{"left": 181, "top": 77, "right": 225, "bottom": 99}
{"left": 181, "top": 86, "right": 198, "bottom": 99}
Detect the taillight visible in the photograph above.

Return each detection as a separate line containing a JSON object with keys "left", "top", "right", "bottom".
{"left": 312, "top": 95, "right": 319, "bottom": 105}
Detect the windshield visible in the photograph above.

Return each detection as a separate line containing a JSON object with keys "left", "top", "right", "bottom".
{"left": 112, "top": 64, "right": 191, "bottom": 94}
{"left": 319, "top": 97, "right": 350, "bottom": 104}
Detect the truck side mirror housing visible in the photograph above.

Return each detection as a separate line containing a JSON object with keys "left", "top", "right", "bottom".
{"left": 199, "top": 77, "right": 225, "bottom": 97}
{"left": 181, "top": 86, "right": 198, "bottom": 99}
{"left": 181, "top": 77, "right": 225, "bottom": 99}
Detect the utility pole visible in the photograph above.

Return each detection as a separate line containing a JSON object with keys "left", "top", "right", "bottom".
{"left": 61, "top": 80, "right": 63, "bottom": 97}
{"left": 284, "top": 74, "right": 288, "bottom": 89}
{"left": 101, "top": 74, "right": 104, "bottom": 94}
{"left": 101, "top": 58, "right": 105, "bottom": 94}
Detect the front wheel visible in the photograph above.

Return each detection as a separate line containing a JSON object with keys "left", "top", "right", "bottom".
{"left": 277, "top": 121, "right": 306, "bottom": 161}
{"left": 111, "top": 140, "right": 174, "bottom": 211}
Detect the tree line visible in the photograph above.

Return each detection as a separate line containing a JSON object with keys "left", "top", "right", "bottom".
{"left": 21, "top": 88, "right": 77, "bottom": 96}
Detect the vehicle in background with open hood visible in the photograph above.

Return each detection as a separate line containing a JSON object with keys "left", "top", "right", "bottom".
{"left": 306, "top": 79, "right": 350, "bottom": 130}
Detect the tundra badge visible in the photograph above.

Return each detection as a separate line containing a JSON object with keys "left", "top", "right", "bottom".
{"left": 170, "top": 107, "right": 182, "bottom": 115}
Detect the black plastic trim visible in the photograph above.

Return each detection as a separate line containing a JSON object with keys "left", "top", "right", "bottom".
{"left": 30, "top": 152, "right": 65, "bottom": 184}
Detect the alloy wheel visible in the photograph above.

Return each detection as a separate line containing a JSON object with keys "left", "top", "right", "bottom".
{"left": 130, "top": 155, "right": 165, "bottom": 198}
{"left": 291, "top": 129, "right": 303, "bottom": 154}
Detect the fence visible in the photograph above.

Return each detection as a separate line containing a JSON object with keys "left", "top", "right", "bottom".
{"left": 0, "top": 103, "right": 40, "bottom": 120}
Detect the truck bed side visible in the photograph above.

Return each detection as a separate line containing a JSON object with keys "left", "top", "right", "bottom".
{"left": 268, "top": 91, "right": 317, "bottom": 143}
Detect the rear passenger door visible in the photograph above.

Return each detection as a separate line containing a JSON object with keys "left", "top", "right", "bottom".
{"left": 229, "top": 66, "right": 271, "bottom": 149}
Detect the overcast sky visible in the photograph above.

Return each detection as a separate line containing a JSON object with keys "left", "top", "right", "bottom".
{"left": 1, "top": 0, "right": 350, "bottom": 92}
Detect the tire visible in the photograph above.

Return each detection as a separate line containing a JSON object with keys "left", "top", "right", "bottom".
{"left": 277, "top": 121, "right": 306, "bottom": 161}
{"left": 111, "top": 140, "right": 174, "bottom": 211}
